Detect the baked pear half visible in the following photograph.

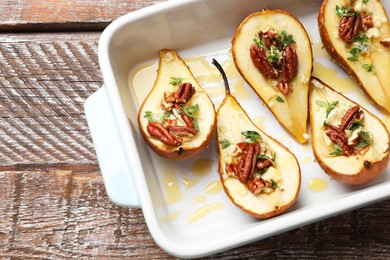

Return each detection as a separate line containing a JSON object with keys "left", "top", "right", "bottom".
{"left": 138, "top": 49, "right": 216, "bottom": 160}
{"left": 232, "top": 10, "right": 313, "bottom": 143}
{"left": 212, "top": 59, "right": 300, "bottom": 219}
{"left": 318, "top": 0, "right": 390, "bottom": 112}
{"left": 310, "top": 77, "right": 390, "bottom": 185}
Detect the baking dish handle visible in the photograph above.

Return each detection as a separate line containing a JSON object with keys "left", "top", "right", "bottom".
{"left": 84, "top": 86, "right": 141, "bottom": 208}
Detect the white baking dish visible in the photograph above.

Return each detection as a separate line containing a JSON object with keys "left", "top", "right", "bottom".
{"left": 85, "top": 0, "right": 390, "bottom": 257}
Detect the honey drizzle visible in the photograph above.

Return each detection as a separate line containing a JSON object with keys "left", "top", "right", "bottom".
{"left": 187, "top": 203, "right": 225, "bottom": 224}
{"left": 307, "top": 177, "right": 328, "bottom": 193}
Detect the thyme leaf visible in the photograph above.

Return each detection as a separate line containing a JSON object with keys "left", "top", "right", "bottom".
{"left": 241, "top": 130, "right": 262, "bottom": 143}
{"left": 276, "top": 96, "right": 285, "bottom": 103}
{"left": 329, "top": 144, "right": 343, "bottom": 156}
{"left": 315, "top": 100, "right": 339, "bottom": 118}
{"left": 219, "top": 139, "right": 231, "bottom": 149}
{"left": 336, "top": 5, "right": 356, "bottom": 17}
{"left": 169, "top": 77, "right": 184, "bottom": 86}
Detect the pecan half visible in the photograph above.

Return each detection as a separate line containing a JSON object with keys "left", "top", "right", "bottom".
{"left": 380, "top": 38, "right": 390, "bottom": 48}
{"left": 281, "top": 45, "right": 298, "bottom": 83}
{"left": 169, "top": 125, "right": 197, "bottom": 136}
{"left": 250, "top": 44, "right": 279, "bottom": 79}
{"left": 361, "top": 13, "right": 373, "bottom": 31}
{"left": 325, "top": 125, "right": 354, "bottom": 155}
{"left": 339, "top": 11, "right": 362, "bottom": 43}
{"left": 277, "top": 82, "right": 292, "bottom": 95}
{"left": 339, "top": 105, "right": 361, "bottom": 131}
{"left": 225, "top": 162, "right": 238, "bottom": 175}
{"left": 237, "top": 142, "right": 260, "bottom": 183}
{"left": 247, "top": 178, "right": 273, "bottom": 195}
{"left": 147, "top": 121, "right": 182, "bottom": 146}
{"left": 174, "top": 83, "right": 195, "bottom": 104}
{"left": 256, "top": 158, "right": 273, "bottom": 170}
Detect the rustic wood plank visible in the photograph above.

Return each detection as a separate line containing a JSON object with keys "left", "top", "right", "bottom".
{"left": 0, "top": 170, "right": 171, "bottom": 259}
{"left": 0, "top": 33, "right": 101, "bottom": 167}
{"left": 1, "top": 170, "right": 389, "bottom": 259}
{"left": 0, "top": 0, "right": 167, "bottom": 32}
{"left": 1, "top": 31, "right": 390, "bottom": 259}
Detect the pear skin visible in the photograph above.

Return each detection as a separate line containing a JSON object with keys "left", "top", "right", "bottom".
{"left": 318, "top": 0, "right": 390, "bottom": 113}
{"left": 213, "top": 59, "right": 301, "bottom": 219}
{"left": 232, "top": 10, "right": 312, "bottom": 143}
{"left": 138, "top": 50, "right": 216, "bottom": 160}
{"left": 310, "top": 77, "right": 390, "bottom": 185}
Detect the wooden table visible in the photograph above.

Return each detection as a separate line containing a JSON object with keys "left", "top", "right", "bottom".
{"left": 1, "top": 1, "right": 390, "bottom": 259}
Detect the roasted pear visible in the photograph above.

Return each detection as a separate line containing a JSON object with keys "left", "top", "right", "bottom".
{"left": 232, "top": 10, "right": 313, "bottom": 143}
{"left": 318, "top": 0, "right": 390, "bottom": 112}
{"left": 212, "top": 59, "right": 301, "bottom": 219}
{"left": 310, "top": 77, "right": 390, "bottom": 185}
{"left": 138, "top": 50, "right": 216, "bottom": 160}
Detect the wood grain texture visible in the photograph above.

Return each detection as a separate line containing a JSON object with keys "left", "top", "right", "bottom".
{"left": 0, "top": 33, "right": 101, "bottom": 168}
{"left": 0, "top": 0, "right": 166, "bottom": 32}
{"left": 1, "top": 169, "right": 390, "bottom": 258}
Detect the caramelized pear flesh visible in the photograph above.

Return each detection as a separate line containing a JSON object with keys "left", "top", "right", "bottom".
{"left": 138, "top": 50, "right": 216, "bottom": 160}
{"left": 232, "top": 10, "right": 313, "bottom": 143}
{"left": 310, "top": 77, "right": 390, "bottom": 185}
{"left": 318, "top": 0, "right": 390, "bottom": 112}
{"left": 213, "top": 59, "right": 300, "bottom": 219}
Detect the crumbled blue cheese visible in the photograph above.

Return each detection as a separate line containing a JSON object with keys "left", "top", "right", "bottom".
{"left": 366, "top": 28, "right": 381, "bottom": 38}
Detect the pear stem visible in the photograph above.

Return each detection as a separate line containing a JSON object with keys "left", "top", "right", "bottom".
{"left": 212, "top": 58, "right": 230, "bottom": 95}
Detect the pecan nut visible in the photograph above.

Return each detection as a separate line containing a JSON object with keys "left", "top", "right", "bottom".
{"left": 250, "top": 44, "right": 279, "bottom": 79}
{"left": 380, "top": 38, "right": 390, "bottom": 48}
{"left": 325, "top": 125, "right": 354, "bottom": 155}
{"left": 237, "top": 142, "right": 260, "bottom": 183}
{"left": 247, "top": 178, "right": 273, "bottom": 194}
{"left": 339, "top": 12, "right": 362, "bottom": 43}
{"left": 339, "top": 105, "right": 361, "bottom": 131}
{"left": 277, "top": 82, "right": 292, "bottom": 96}
{"left": 281, "top": 45, "right": 298, "bottom": 83}
{"left": 361, "top": 13, "right": 373, "bottom": 31}
{"left": 174, "top": 83, "right": 195, "bottom": 104}
{"left": 256, "top": 158, "right": 273, "bottom": 170}
{"left": 169, "top": 125, "right": 197, "bottom": 136}
{"left": 147, "top": 121, "right": 182, "bottom": 146}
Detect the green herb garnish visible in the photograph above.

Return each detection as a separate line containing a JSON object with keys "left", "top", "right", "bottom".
{"left": 194, "top": 120, "right": 200, "bottom": 132}
{"left": 267, "top": 47, "right": 281, "bottom": 64}
{"left": 347, "top": 47, "right": 363, "bottom": 61}
{"left": 219, "top": 139, "right": 231, "bottom": 149}
{"left": 315, "top": 100, "right": 339, "bottom": 118}
{"left": 362, "top": 63, "right": 375, "bottom": 72}
{"left": 348, "top": 120, "right": 364, "bottom": 131}
{"left": 323, "top": 120, "right": 329, "bottom": 127}
{"left": 144, "top": 111, "right": 157, "bottom": 122}
{"left": 254, "top": 33, "right": 266, "bottom": 50}
{"left": 241, "top": 130, "right": 262, "bottom": 143}
{"left": 363, "top": 0, "right": 369, "bottom": 4}
{"left": 271, "top": 179, "right": 280, "bottom": 189}
{"left": 257, "top": 154, "right": 270, "bottom": 160}
{"left": 348, "top": 35, "right": 371, "bottom": 61}
{"left": 356, "top": 131, "right": 373, "bottom": 148}
{"left": 276, "top": 96, "right": 285, "bottom": 103}
{"left": 169, "top": 77, "right": 184, "bottom": 86}
{"left": 280, "top": 30, "right": 295, "bottom": 49}
{"left": 354, "top": 34, "right": 370, "bottom": 43}
{"left": 329, "top": 144, "right": 343, "bottom": 156}
{"left": 182, "top": 104, "right": 199, "bottom": 119}
{"left": 336, "top": 5, "right": 356, "bottom": 17}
